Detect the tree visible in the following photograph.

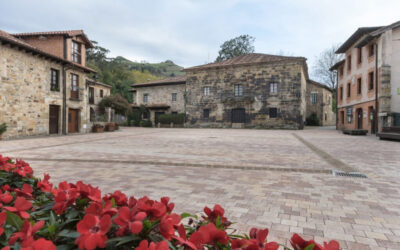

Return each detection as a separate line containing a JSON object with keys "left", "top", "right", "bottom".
{"left": 86, "top": 41, "right": 110, "bottom": 62}
{"left": 216, "top": 35, "right": 255, "bottom": 62}
{"left": 312, "top": 44, "right": 344, "bottom": 90}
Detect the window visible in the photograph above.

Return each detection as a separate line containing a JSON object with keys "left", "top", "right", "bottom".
{"left": 347, "top": 55, "right": 351, "bottom": 71}
{"left": 369, "top": 43, "right": 374, "bottom": 57}
{"left": 143, "top": 94, "right": 149, "bottom": 103}
{"left": 270, "top": 83, "right": 278, "bottom": 93}
{"left": 89, "top": 87, "right": 94, "bottom": 104}
{"left": 70, "top": 74, "right": 79, "bottom": 99}
{"left": 90, "top": 108, "right": 95, "bottom": 122}
{"left": 347, "top": 83, "right": 351, "bottom": 98}
{"left": 311, "top": 93, "right": 318, "bottom": 104}
{"left": 71, "top": 41, "right": 81, "bottom": 64}
{"left": 203, "top": 87, "right": 210, "bottom": 96}
{"left": 50, "top": 69, "right": 59, "bottom": 91}
{"left": 339, "top": 86, "right": 343, "bottom": 100}
{"left": 172, "top": 93, "right": 177, "bottom": 102}
{"left": 347, "top": 107, "right": 353, "bottom": 123}
{"left": 100, "top": 89, "right": 104, "bottom": 98}
{"left": 269, "top": 108, "right": 277, "bottom": 118}
{"left": 234, "top": 84, "right": 243, "bottom": 96}
{"left": 357, "top": 78, "right": 362, "bottom": 95}
{"left": 339, "top": 66, "right": 344, "bottom": 77}
{"left": 358, "top": 47, "right": 362, "bottom": 64}
{"left": 368, "top": 72, "right": 374, "bottom": 90}
{"left": 203, "top": 109, "right": 210, "bottom": 119}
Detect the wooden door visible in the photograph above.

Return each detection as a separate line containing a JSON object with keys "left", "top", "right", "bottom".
{"left": 231, "top": 108, "right": 245, "bottom": 123}
{"left": 68, "top": 109, "right": 79, "bottom": 133}
{"left": 49, "top": 105, "right": 59, "bottom": 134}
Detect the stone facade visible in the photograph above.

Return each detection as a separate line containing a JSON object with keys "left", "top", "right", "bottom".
{"left": 87, "top": 80, "right": 112, "bottom": 122}
{"left": 0, "top": 29, "right": 97, "bottom": 139}
{"left": 306, "top": 80, "right": 335, "bottom": 126}
{"left": 185, "top": 60, "right": 308, "bottom": 129}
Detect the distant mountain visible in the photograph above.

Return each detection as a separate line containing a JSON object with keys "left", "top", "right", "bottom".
{"left": 86, "top": 43, "right": 185, "bottom": 102}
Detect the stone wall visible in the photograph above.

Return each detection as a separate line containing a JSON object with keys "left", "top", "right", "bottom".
{"left": 0, "top": 43, "right": 90, "bottom": 139}
{"left": 306, "top": 83, "right": 335, "bottom": 126}
{"left": 185, "top": 61, "right": 307, "bottom": 129}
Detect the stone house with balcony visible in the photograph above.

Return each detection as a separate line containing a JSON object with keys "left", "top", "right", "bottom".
{"left": 331, "top": 20, "right": 400, "bottom": 134}
{"left": 130, "top": 76, "right": 186, "bottom": 124}
{"left": 306, "top": 80, "right": 335, "bottom": 126}
{"left": 131, "top": 53, "right": 310, "bottom": 129}
{"left": 0, "top": 29, "right": 102, "bottom": 139}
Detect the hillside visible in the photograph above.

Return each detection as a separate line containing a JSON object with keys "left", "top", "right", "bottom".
{"left": 86, "top": 42, "right": 185, "bottom": 102}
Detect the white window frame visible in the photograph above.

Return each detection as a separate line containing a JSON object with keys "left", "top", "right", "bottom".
{"left": 143, "top": 93, "right": 149, "bottom": 103}
{"left": 172, "top": 93, "right": 177, "bottom": 102}
{"left": 234, "top": 84, "right": 243, "bottom": 96}
{"left": 204, "top": 87, "right": 210, "bottom": 96}
{"left": 270, "top": 83, "right": 278, "bottom": 93}
{"left": 311, "top": 92, "right": 318, "bottom": 104}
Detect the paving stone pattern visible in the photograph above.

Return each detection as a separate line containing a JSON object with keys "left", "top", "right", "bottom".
{"left": 1, "top": 127, "right": 400, "bottom": 250}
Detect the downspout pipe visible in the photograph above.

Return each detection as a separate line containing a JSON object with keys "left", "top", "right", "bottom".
{"left": 62, "top": 65, "right": 67, "bottom": 135}
{"left": 336, "top": 71, "right": 338, "bottom": 130}
{"left": 374, "top": 42, "right": 378, "bottom": 135}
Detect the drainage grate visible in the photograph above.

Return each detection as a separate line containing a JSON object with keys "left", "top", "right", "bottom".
{"left": 332, "top": 170, "right": 367, "bottom": 178}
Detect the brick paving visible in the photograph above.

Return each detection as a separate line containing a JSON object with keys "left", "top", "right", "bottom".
{"left": 1, "top": 127, "right": 400, "bottom": 249}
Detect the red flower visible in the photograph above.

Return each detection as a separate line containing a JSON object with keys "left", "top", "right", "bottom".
{"left": 0, "top": 191, "right": 13, "bottom": 206}
{"left": 37, "top": 174, "right": 53, "bottom": 192}
{"left": 203, "top": 204, "right": 228, "bottom": 225}
{"left": 30, "top": 238, "right": 57, "bottom": 250}
{"left": 0, "top": 212, "right": 6, "bottom": 236}
{"left": 9, "top": 220, "right": 45, "bottom": 247}
{"left": 104, "top": 190, "right": 128, "bottom": 206}
{"left": 52, "top": 181, "right": 79, "bottom": 215}
{"left": 15, "top": 184, "right": 33, "bottom": 199}
{"left": 189, "top": 223, "right": 229, "bottom": 248}
{"left": 13, "top": 160, "right": 33, "bottom": 177}
{"left": 135, "top": 240, "right": 169, "bottom": 250}
{"left": 3, "top": 197, "right": 32, "bottom": 219}
{"left": 85, "top": 200, "right": 118, "bottom": 217}
{"left": 113, "top": 206, "right": 146, "bottom": 236}
{"left": 75, "top": 214, "right": 111, "bottom": 250}
{"left": 172, "top": 224, "right": 197, "bottom": 250}
{"left": 247, "top": 228, "right": 279, "bottom": 250}
{"left": 290, "top": 233, "right": 340, "bottom": 250}
{"left": 137, "top": 196, "right": 167, "bottom": 220}
{"left": 161, "top": 197, "right": 174, "bottom": 213}
{"left": 76, "top": 181, "right": 102, "bottom": 203}
{"left": 159, "top": 213, "right": 180, "bottom": 240}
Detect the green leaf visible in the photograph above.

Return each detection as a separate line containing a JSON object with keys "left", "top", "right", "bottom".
{"left": 6, "top": 211, "right": 23, "bottom": 230}
{"left": 57, "top": 229, "right": 80, "bottom": 239}
{"left": 180, "top": 212, "right": 198, "bottom": 220}
{"left": 304, "top": 244, "right": 315, "bottom": 250}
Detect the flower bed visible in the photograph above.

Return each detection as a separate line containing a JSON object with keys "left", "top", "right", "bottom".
{"left": 0, "top": 155, "right": 340, "bottom": 250}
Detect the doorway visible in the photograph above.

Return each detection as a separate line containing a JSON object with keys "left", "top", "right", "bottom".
{"left": 155, "top": 112, "right": 165, "bottom": 125}
{"left": 357, "top": 108, "right": 363, "bottom": 130}
{"left": 231, "top": 108, "right": 246, "bottom": 123}
{"left": 68, "top": 109, "right": 79, "bottom": 133}
{"left": 49, "top": 105, "right": 60, "bottom": 134}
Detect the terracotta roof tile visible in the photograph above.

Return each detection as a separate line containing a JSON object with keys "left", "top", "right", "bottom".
{"left": 184, "top": 53, "right": 306, "bottom": 71}
{"left": 12, "top": 30, "right": 94, "bottom": 48}
{"left": 0, "top": 29, "right": 96, "bottom": 73}
{"left": 131, "top": 76, "right": 186, "bottom": 88}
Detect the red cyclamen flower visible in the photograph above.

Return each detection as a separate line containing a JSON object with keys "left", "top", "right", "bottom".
{"left": 135, "top": 240, "right": 169, "bottom": 250}
{"left": 291, "top": 233, "right": 340, "bottom": 250}
{"left": 52, "top": 181, "right": 79, "bottom": 215}
{"left": 75, "top": 214, "right": 111, "bottom": 250}
{"left": 3, "top": 197, "right": 32, "bottom": 219}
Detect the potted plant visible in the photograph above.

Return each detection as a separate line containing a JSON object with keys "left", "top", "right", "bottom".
{"left": 92, "top": 123, "right": 104, "bottom": 133}
{"left": 0, "top": 123, "right": 7, "bottom": 140}
{"left": 105, "top": 122, "right": 116, "bottom": 132}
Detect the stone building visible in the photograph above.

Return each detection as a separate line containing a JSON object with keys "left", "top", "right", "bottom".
{"left": 87, "top": 79, "right": 112, "bottom": 122}
{"left": 130, "top": 76, "right": 186, "bottom": 124}
{"left": 331, "top": 20, "right": 400, "bottom": 133}
{"left": 0, "top": 29, "right": 102, "bottom": 139}
{"left": 306, "top": 80, "right": 335, "bottom": 126}
{"left": 131, "top": 54, "right": 309, "bottom": 129}
{"left": 184, "top": 54, "right": 308, "bottom": 129}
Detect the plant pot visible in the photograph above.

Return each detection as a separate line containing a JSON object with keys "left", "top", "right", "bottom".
{"left": 105, "top": 123, "right": 115, "bottom": 132}
{"left": 92, "top": 126, "right": 104, "bottom": 133}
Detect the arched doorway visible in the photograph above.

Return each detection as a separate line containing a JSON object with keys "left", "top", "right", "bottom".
{"left": 357, "top": 108, "right": 363, "bottom": 130}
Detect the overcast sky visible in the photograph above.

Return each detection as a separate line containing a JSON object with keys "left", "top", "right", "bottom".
{"left": 1, "top": 0, "right": 399, "bottom": 78}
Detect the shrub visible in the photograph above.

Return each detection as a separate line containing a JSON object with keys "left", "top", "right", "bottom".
{"left": 306, "top": 113, "right": 320, "bottom": 126}
{"left": 139, "top": 120, "right": 152, "bottom": 127}
{"left": 158, "top": 113, "right": 185, "bottom": 125}
{"left": 98, "top": 94, "right": 131, "bottom": 115}
{"left": 0, "top": 155, "right": 340, "bottom": 250}
{"left": 0, "top": 123, "right": 7, "bottom": 134}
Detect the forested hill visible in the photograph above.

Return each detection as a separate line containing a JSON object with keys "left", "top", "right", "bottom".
{"left": 86, "top": 42, "right": 185, "bottom": 102}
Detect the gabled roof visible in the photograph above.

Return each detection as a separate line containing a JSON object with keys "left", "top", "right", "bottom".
{"left": 356, "top": 20, "right": 400, "bottom": 48}
{"left": 13, "top": 30, "right": 94, "bottom": 48}
{"left": 86, "top": 79, "right": 112, "bottom": 88}
{"left": 307, "top": 79, "right": 333, "bottom": 92}
{"left": 184, "top": 53, "right": 306, "bottom": 71}
{"left": 336, "top": 27, "right": 383, "bottom": 54}
{"left": 0, "top": 29, "right": 95, "bottom": 73}
{"left": 131, "top": 76, "right": 186, "bottom": 88}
